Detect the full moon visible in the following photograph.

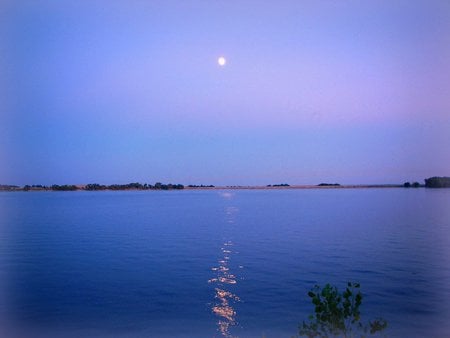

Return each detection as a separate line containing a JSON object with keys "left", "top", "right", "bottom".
{"left": 218, "top": 56, "right": 226, "bottom": 66}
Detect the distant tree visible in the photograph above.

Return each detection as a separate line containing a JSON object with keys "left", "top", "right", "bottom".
{"left": 424, "top": 177, "right": 450, "bottom": 188}
{"left": 51, "top": 184, "right": 78, "bottom": 191}
{"left": 299, "top": 283, "right": 387, "bottom": 338}
{"left": 412, "top": 182, "right": 420, "bottom": 188}
{"left": 85, "top": 183, "right": 106, "bottom": 191}
{"left": 403, "top": 182, "right": 411, "bottom": 188}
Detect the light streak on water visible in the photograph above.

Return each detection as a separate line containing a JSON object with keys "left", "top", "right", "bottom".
{"left": 209, "top": 204, "right": 241, "bottom": 337}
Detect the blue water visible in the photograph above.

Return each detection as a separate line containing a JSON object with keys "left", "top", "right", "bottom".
{"left": 0, "top": 189, "right": 449, "bottom": 337}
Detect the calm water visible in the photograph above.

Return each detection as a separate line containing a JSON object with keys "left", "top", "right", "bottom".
{"left": 0, "top": 189, "right": 449, "bottom": 337}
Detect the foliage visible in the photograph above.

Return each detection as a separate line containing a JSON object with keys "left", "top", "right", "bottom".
{"left": 424, "top": 176, "right": 450, "bottom": 188}
{"left": 85, "top": 183, "right": 107, "bottom": 191}
{"left": 85, "top": 182, "right": 184, "bottom": 191}
{"left": 16, "top": 182, "right": 185, "bottom": 191}
{"left": 299, "top": 283, "right": 387, "bottom": 338}
{"left": 404, "top": 182, "right": 421, "bottom": 188}
{"left": 51, "top": 184, "right": 78, "bottom": 191}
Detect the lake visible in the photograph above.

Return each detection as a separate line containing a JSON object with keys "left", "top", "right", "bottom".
{"left": 0, "top": 188, "right": 449, "bottom": 337}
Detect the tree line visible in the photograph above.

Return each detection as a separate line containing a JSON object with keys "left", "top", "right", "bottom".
{"left": 85, "top": 182, "right": 184, "bottom": 191}
{"left": 424, "top": 176, "right": 450, "bottom": 188}
{"left": 2, "top": 176, "right": 449, "bottom": 191}
{"left": 12, "top": 182, "right": 185, "bottom": 191}
{"left": 403, "top": 177, "right": 450, "bottom": 188}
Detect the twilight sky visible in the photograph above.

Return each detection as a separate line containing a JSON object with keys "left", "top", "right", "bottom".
{"left": 1, "top": 0, "right": 449, "bottom": 186}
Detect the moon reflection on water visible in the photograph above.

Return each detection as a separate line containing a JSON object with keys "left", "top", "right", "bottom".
{"left": 208, "top": 204, "right": 241, "bottom": 337}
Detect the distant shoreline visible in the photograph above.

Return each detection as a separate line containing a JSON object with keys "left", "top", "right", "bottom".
{"left": 186, "top": 184, "right": 405, "bottom": 190}
{"left": 0, "top": 184, "right": 415, "bottom": 192}
{"left": 3, "top": 177, "right": 449, "bottom": 192}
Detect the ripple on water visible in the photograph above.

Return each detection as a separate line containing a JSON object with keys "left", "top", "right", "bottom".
{"left": 209, "top": 238, "right": 240, "bottom": 337}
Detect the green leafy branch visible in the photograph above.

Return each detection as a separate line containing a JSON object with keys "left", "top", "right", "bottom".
{"left": 299, "top": 282, "right": 387, "bottom": 338}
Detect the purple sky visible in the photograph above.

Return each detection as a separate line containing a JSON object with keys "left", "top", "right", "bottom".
{"left": 1, "top": 0, "right": 449, "bottom": 185}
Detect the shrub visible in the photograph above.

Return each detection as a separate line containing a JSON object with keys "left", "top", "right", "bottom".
{"left": 298, "top": 282, "right": 387, "bottom": 337}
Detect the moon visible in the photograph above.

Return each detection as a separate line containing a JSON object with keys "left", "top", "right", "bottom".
{"left": 218, "top": 56, "right": 226, "bottom": 66}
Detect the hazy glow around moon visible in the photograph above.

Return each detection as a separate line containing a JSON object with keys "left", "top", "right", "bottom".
{"left": 218, "top": 56, "right": 226, "bottom": 66}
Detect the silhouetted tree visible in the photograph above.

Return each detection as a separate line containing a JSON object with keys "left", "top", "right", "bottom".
{"left": 425, "top": 177, "right": 450, "bottom": 188}
{"left": 51, "top": 184, "right": 78, "bottom": 191}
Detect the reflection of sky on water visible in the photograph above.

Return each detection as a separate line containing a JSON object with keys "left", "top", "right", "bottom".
{"left": 208, "top": 203, "right": 241, "bottom": 337}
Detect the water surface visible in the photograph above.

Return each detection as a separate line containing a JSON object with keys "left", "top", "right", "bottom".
{"left": 0, "top": 189, "right": 449, "bottom": 337}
